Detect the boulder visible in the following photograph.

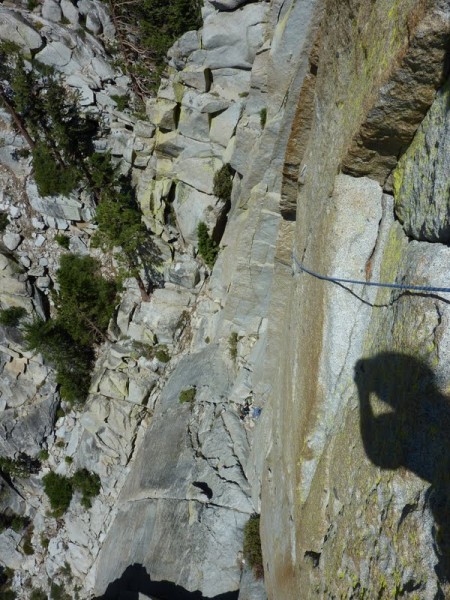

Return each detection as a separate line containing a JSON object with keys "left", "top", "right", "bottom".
{"left": 165, "top": 255, "right": 200, "bottom": 289}
{"left": 2, "top": 233, "right": 22, "bottom": 251}
{"left": 128, "top": 286, "right": 195, "bottom": 345}
{"left": 146, "top": 99, "right": 179, "bottom": 130}
{"left": 201, "top": 4, "right": 267, "bottom": 69}
{"left": 174, "top": 182, "right": 225, "bottom": 244}
{"left": 42, "top": 0, "right": 62, "bottom": 22}
{"left": 60, "top": 0, "right": 80, "bottom": 25}
{"left": 210, "top": 68, "right": 252, "bottom": 101}
{"left": 0, "top": 9, "right": 43, "bottom": 52}
{"left": 175, "top": 156, "right": 223, "bottom": 195}
{"left": 210, "top": 101, "right": 243, "bottom": 147}
{"left": 35, "top": 41, "right": 72, "bottom": 68}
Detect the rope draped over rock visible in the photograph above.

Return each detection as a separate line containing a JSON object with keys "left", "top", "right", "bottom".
{"left": 292, "top": 254, "right": 450, "bottom": 294}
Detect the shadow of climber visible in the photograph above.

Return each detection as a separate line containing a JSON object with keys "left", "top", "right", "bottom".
{"left": 354, "top": 352, "right": 450, "bottom": 580}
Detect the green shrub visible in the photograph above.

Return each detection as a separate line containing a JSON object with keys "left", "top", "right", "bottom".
{"left": 0, "top": 306, "right": 27, "bottom": 327}
{"left": 0, "top": 512, "right": 29, "bottom": 533}
{"left": 0, "top": 455, "right": 38, "bottom": 479}
{"left": 50, "top": 582, "right": 70, "bottom": 600}
{"left": 42, "top": 472, "right": 73, "bottom": 517}
{"left": 31, "top": 589, "right": 47, "bottom": 600}
{"left": 55, "top": 254, "right": 117, "bottom": 346}
{"left": 55, "top": 234, "right": 70, "bottom": 249}
{"left": 38, "top": 449, "right": 49, "bottom": 461}
{"left": 197, "top": 222, "right": 218, "bottom": 268}
{"left": 111, "top": 94, "right": 129, "bottom": 111}
{"left": 23, "top": 318, "right": 94, "bottom": 405}
{"left": 22, "top": 528, "right": 34, "bottom": 555}
{"left": 0, "top": 212, "right": 8, "bottom": 232}
{"left": 213, "top": 164, "right": 233, "bottom": 202}
{"left": 179, "top": 387, "right": 196, "bottom": 404}
{"left": 229, "top": 332, "right": 239, "bottom": 361}
{"left": 11, "top": 515, "right": 30, "bottom": 533}
{"left": 64, "top": 456, "right": 73, "bottom": 465}
{"left": 243, "top": 514, "right": 263, "bottom": 578}
{"left": 40, "top": 533, "right": 49, "bottom": 549}
{"left": 259, "top": 107, "right": 267, "bottom": 128}
{"left": 71, "top": 469, "right": 101, "bottom": 508}
{"left": 154, "top": 346, "right": 170, "bottom": 363}
{"left": 32, "top": 142, "right": 81, "bottom": 197}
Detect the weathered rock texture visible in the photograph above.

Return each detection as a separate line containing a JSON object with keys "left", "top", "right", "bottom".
{"left": 394, "top": 76, "right": 450, "bottom": 242}
{"left": 257, "top": 0, "right": 450, "bottom": 599}
{"left": 3, "top": 0, "right": 450, "bottom": 598}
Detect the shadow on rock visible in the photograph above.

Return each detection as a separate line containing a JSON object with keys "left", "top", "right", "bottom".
{"left": 95, "top": 563, "right": 239, "bottom": 600}
{"left": 354, "top": 352, "right": 450, "bottom": 580}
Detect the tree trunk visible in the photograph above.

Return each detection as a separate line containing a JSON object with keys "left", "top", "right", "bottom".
{"left": 0, "top": 89, "right": 35, "bottom": 149}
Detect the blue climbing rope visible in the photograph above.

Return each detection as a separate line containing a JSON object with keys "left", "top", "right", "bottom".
{"left": 292, "top": 254, "right": 450, "bottom": 294}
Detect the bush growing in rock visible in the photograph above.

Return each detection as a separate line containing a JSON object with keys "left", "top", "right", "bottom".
{"left": 213, "top": 164, "right": 233, "bottom": 202}
{"left": 155, "top": 346, "right": 170, "bottom": 363}
{"left": 197, "top": 222, "right": 218, "bottom": 268}
{"left": 55, "top": 234, "right": 70, "bottom": 249}
{"left": 42, "top": 472, "right": 73, "bottom": 517}
{"left": 179, "top": 387, "right": 196, "bottom": 404}
{"left": 243, "top": 514, "right": 264, "bottom": 578}
{"left": 24, "top": 318, "right": 94, "bottom": 405}
{"left": 0, "top": 306, "right": 27, "bottom": 327}
{"left": 0, "top": 454, "right": 39, "bottom": 479}
{"left": 0, "top": 212, "right": 8, "bottom": 232}
{"left": 0, "top": 512, "right": 29, "bottom": 533}
{"left": 260, "top": 107, "right": 267, "bottom": 128}
{"left": 71, "top": 468, "right": 101, "bottom": 508}
{"left": 55, "top": 254, "right": 117, "bottom": 346}
{"left": 30, "top": 590, "right": 47, "bottom": 600}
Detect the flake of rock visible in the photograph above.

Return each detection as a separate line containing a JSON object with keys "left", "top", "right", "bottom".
{"left": 86, "top": 12, "right": 102, "bottom": 34}
{"left": 0, "top": 8, "right": 43, "bottom": 52}
{"left": 166, "top": 255, "right": 201, "bottom": 289}
{"left": 2, "top": 232, "right": 22, "bottom": 251}
{"left": 19, "top": 255, "right": 31, "bottom": 268}
{"left": 31, "top": 217, "right": 45, "bottom": 230}
{"left": 36, "top": 276, "right": 51, "bottom": 289}
{"left": 34, "top": 234, "right": 46, "bottom": 248}
{"left": 35, "top": 41, "right": 72, "bottom": 67}
{"left": 9, "top": 206, "right": 21, "bottom": 219}
{"left": 60, "top": 0, "right": 79, "bottom": 24}
{"left": 42, "top": 0, "right": 62, "bottom": 22}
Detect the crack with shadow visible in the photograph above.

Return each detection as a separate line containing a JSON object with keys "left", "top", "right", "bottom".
{"left": 95, "top": 564, "right": 239, "bottom": 600}
{"left": 354, "top": 352, "right": 450, "bottom": 582}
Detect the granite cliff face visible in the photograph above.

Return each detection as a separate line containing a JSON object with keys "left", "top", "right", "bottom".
{"left": 1, "top": 0, "right": 450, "bottom": 598}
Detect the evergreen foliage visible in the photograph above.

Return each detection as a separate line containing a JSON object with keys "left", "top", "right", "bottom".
{"left": 23, "top": 318, "right": 94, "bottom": 405}
{"left": 55, "top": 234, "right": 70, "bottom": 249}
{"left": 197, "top": 222, "right": 218, "bottom": 268}
{"left": 0, "top": 454, "right": 40, "bottom": 479}
{"left": 0, "top": 43, "right": 98, "bottom": 197}
{"left": 179, "top": 387, "right": 196, "bottom": 404}
{"left": 42, "top": 469, "right": 101, "bottom": 515}
{"left": 72, "top": 469, "right": 101, "bottom": 508}
{"left": 213, "top": 164, "right": 233, "bottom": 202}
{"left": 55, "top": 254, "right": 117, "bottom": 346}
{"left": 243, "top": 514, "right": 264, "bottom": 578}
{"left": 108, "top": 0, "right": 202, "bottom": 95}
{"left": 0, "top": 306, "right": 27, "bottom": 327}
{"left": 42, "top": 472, "right": 74, "bottom": 517}
{"left": 0, "top": 212, "right": 8, "bottom": 232}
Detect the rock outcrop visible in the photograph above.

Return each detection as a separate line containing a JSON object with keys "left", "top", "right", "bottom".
{"left": 2, "top": 0, "right": 450, "bottom": 598}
